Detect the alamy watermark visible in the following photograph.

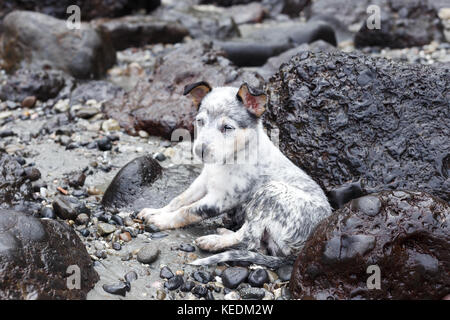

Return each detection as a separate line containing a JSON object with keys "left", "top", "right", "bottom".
{"left": 366, "top": 5, "right": 381, "bottom": 30}
{"left": 66, "top": 265, "right": 81, "bottom": 290}
{"left": 366, "top": 265, "right": 381, "bottom": 290}
{"left": 66, "top": 5, "right": 81, "bottom": 30}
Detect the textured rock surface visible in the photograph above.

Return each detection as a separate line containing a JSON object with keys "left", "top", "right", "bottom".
{"left": 104, "top": 41, "right": 263, "bottom": 138}
{"left": 0, "top": 68, "right": 69, "bottom": 102}
{"left": 0, "top": 209, "right": 99, "bottom": 299}
{"left": 0, "top": 11, "right": 116, "bottom": 79}
{"left": 263, "top": 50, "right": 450, "bottom": 202}
{"left": 102, "top": 155, "right": 200, "bottom": 212}
{"left": 290, "top": 191, "right": 450, "bottom": 300}
{"left": 0, "top": 150, "right": 33, "bottom": 207}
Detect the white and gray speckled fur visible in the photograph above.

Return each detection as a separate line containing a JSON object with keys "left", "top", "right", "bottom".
{"left": 138, "top": 84, "right": 332, "bottom": 268}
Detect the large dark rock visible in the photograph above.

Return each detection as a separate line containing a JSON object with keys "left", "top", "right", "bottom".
{"left": 216, "top": 20, "right": 336, "bottom": 67}
{"left": 0, "top": 11, "right": 116, "bottom": 79}
{"left": 0, "top": 150, "right": 33, "bottom": 207}
{"left": 0, "top": 209, "right": 99, "bottom": 299}
{"left": 92, "top": 15, "right": 189, "bottom": 51}
{"left": 354, "top": 0, "right": 445, "bottom": 48}
{"left": 0, "top": 68, "right": 69, "bottom": 103}
{"left": 0, "top": 0, "right": 160, "bottom": 21}
{"left": 103, "top": 41, "right": 263, "bottom": 138}
{"left": 102, "top": 156, "right": 200, "bottom": 212}
{"left": 290, "top": 191, "right": 450, "bottom": 300}
{"left": 153, "top": 5, "right": 240, "bottom": 40}
{"left": 306, "top": 0, "right": 445, "bottom": 46}
{"left": 263, "top": 50, "right": 450, "bottom": 203}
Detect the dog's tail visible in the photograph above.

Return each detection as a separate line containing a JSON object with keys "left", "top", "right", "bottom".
{"left": 189, "top": 250, "right": 293, "bottom": 269}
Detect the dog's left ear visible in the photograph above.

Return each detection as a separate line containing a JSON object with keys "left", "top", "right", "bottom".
{"left": 237, "top": 83, "right": 267, "bottom": 117}
{"left": 183, "top": 81, "right": 212, "bottom": 109}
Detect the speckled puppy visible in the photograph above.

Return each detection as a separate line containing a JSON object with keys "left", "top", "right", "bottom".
{"left": 138, "top": 81, "right": 332, "bottom": 268}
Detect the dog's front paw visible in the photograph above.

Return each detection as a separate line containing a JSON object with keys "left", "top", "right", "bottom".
{"left": 195, "top": 234, "right": 224, "bottom": 252}
{"left": 144, "top": 212, "right": 176, "bottom": 230}
{"left": 137, "top": 208, "right": 161, "bottom": 220}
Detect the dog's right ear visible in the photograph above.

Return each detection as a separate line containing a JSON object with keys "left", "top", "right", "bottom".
{"left": 183, "top": 81, "right": 212, "bottom": 109}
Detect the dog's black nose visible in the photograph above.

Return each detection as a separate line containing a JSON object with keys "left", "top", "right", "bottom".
{"left": 195, "top": 143, "right": 207, "bottom": 159}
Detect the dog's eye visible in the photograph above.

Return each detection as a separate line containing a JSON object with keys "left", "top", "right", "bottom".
{"left": 222, "top": 124, "right": 235, "bottom": 133}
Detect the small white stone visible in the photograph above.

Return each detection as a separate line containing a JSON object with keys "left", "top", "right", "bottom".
{"left": 102, "top": 119, "right": 120, "bottom": 132}
{"left": 138, "top": 130, "right": 149, "bottom": 138}
{"left": 54, "top": 99, "right": 70, "bottom": 113}
{"left": 224, "top": 291, "right": 240, "bottom": 300}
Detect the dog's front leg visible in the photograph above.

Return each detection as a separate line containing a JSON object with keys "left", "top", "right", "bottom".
{"left": 138, "top": 171, "right": 207, "bottom": 220}
{"left": 144, "top": 192, "right": 234, "bottom": 231}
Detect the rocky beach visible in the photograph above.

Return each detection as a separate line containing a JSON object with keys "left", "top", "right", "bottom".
{"left": 0, "top": 0, "right": 449, "bottom": 300}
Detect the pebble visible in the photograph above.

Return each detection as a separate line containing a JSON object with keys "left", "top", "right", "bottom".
{"left": 192, "top": 271, "right": 212, "bottom": 284}
{"left": 248, "top": 268, "right": 269, "bottom": 287}
{"left": 136, "top": 245, "right": 160, "bottom": 264}
{"left": 192, "top": 285, "right": 208, "bottom": 297}
{"left": 97, "top": 222, "right": 116, "bottom": 236}
{"left": 224, "top": 291, "right": 240, "bottom": 300}
{"left": 102, "top": 119, "right": 120, "bottom": 132}
{"left": 110, "top": 215, "right": 124, "bottom": 226}
{"left": 69, "top": 173, "right": 86, "bottom": 188}
{"left": 103, "top": 282, "right": 129, "bottom": 297}
{"left": 24, "top": 167, "right": 41, "bottom": 181}
{"left": 153, "top": 152, "right": 166, "bottom": 161}
{"left": 179, "top": 243, "right": 195, "bottom": 252}
{"left": 267, "top": 270, "right": 279, "bottom": 282}
{"left": 112, "top": 242, "right": 121, "bottom": 251}
{"left": 156, "top": 289, "right": 166, "bottom": 300}
{"left": 124, "top": 271, "right": 138, "bottom": 284}
{"left": 40, "top": 206, "right": 56, "bottom": 219}
{"left": 121, "top": 252, "right": 133, "bottom": 261}
{"left": 138, "top": 130, "right": 149, "bottom": 138}
{"left": 150, "top": 232, "right": 168, "bottom": 239}
{"left": 52, "top": 196, "right": 79, "bottom": 220}
{"left": 164, "top": 275, "right": 184, "bottom": 291}
{"left": 95, "top": 250, "right": 107, "bottom": 259}
{"left": 119, "top": 232, "right": 132, "bottom": 242}
{"left": 54, "top": 99, "right": 70, "bottom": 113}
{"left": 221, "top": 267, "right": 249, "bottom": 289}
{"left": 276, "top": 265, "right": 293, "bottom": 282}
{"left": 97, "top": 137, "right": 112, "bottom": 151}
{"left": 22, "top": 96, "right": 37, "bottom": 108}
{"left": 239, "top": 287, "right": 266, "bottom": 300}
{"left": 75, "top": 107, "right": 100, "bottom": 119}
{"left": 160, "top": 266, "right": 174, "bottom": 279}
{"left": 180, "top": 280, "right": 195, "bottom": 292}
{"left": 80, "top": 228, "right": 90, "bottom": 237}
{"left": 75, "top": 213, "right": 90, "bottom": 225}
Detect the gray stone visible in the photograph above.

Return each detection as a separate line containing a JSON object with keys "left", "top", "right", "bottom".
{"left": 137, "top": 245, "right": 160, "bottom": 264}
{"left": 97, "top": 222, "right": 116, "bottom": 236}
{"left": 1, "top": 11, "right": 116, "bottom": 79}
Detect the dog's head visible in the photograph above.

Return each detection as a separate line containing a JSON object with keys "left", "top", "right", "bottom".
{"left": 184, "top": 81, "right": 267, "bottom": 164}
